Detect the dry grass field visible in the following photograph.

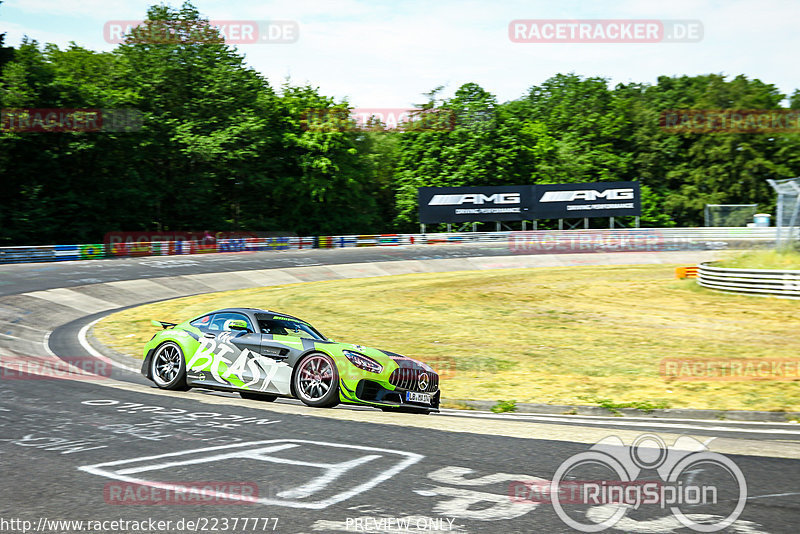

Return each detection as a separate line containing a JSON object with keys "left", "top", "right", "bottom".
{"left": 94, "top": 263, "right": 800, "bottom": 413}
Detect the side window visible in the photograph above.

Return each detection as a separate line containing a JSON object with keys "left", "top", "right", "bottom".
{"left": 209, "top": 312, "right": 253, "bottom": 332}
{"left": 190, "top": 315, "right": 212, "bottom": 328}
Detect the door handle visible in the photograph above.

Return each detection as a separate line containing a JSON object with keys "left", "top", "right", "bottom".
{"left": 203, "top": 332, "right": 216, "bottom": 339}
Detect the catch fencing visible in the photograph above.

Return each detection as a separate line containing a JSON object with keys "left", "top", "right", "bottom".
{"left": 0, "top": 227, "right": 777, "bottom": 265}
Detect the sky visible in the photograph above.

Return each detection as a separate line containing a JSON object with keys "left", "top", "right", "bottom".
{"left": 2, "top": 0, "right": 798, "bottom": 107}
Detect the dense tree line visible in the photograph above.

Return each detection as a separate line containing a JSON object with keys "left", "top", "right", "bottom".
{"left": 1, "top": 2, "right": 799, "bottom": 245}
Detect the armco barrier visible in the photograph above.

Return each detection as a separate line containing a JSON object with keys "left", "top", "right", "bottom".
{"left": 79, "top": 244, "right": 105, "bottom": 260}
{"left": 292, "top": 236, "right": 315, "bottom": 249}
{"left": 378, "top": 234, "right": 401, "bottom": 246}
{"left": 697, "top": 262, "right": 800, "bottom": 299}
{"left": 0, "top": 227, "right": 779, "bottom": 265}
{"left": 0, "top": 246, "right": 56, "bottom": 264}
{"left": 54, "top": 244, "right": 80, "bottom": 261}
{"left": 356, "top": 235, "right": 378, "bottom": 247}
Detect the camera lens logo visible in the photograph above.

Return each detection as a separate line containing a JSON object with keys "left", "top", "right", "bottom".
{"left": 551, "top": 434, "right": 747, "bottom": 532}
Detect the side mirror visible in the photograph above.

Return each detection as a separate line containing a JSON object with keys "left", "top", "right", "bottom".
{"left": 227, "top": 319, "right": 250, "bottom": 332}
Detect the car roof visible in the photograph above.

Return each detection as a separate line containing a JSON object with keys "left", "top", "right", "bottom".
{"left": 209, "top": 308, "right": 307, "bottom": 323}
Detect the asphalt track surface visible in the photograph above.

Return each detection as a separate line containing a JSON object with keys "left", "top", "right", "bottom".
{"left": 0, "top": 243, "right": 512, "bottom": 296}
{"left": 1, "top": 245, "right": 799, "bottom": 533}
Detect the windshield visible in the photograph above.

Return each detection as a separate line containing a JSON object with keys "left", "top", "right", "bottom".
{"left": 258, "top": 317, "right": 326, "bottom": 341}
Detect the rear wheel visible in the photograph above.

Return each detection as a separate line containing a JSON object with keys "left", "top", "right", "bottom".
{"left": 293, "top": 353, "right": 340, "bottom": 408}
{"left": 151, "top": 341, "right": 189, "bottom": 390}
{"left": 239, "top": 391, "right": 277, "bottom": 402}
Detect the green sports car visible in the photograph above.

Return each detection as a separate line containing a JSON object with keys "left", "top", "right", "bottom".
{"left": 141, "top": 307, "right": 440, "bottom": 413}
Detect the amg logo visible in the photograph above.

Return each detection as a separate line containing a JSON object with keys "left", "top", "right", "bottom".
{"left": 429, "top": 193, "right": 521, "bottom": 206}
{"left": 539, "top": 188, "right": 635, "bottom": 202}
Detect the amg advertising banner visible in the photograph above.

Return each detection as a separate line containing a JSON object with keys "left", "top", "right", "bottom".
{"left": 532, "top": 181, "right": 641, "bottom": 219}
{"left": 417, "top": 186, "right": 533, "bottom": 223}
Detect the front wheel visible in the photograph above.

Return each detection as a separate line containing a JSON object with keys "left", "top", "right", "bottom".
{"left": 293, "top": 353, "right": 340, "bottom": 408}
{"left": 150, "top": 341, "right": 189, "bottom": 390}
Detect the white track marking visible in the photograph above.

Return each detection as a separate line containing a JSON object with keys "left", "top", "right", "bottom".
{"left": 43, "top": 331, "right": 57, "bottom": 357}
{"left": 0, "top": 332, "right": 29, "bottom": 341}
{"left": 277, "top": 455, "right": 382, "bottom": 499}
{"left": 428, "top": 466, "right": 546, "bottom": 486}
{"left": 439, "top": 409, "right": 800, "bottom": 427}
{"left": 77, "top": 318, "right": 140, "bottom": 373}
{"left": 746, "top": 491, "right": 800, "bottom": 500}
{"left": 115, "top": 443, "right": 299, "bottom": 475}
{"left": 439, "top": 410, "right": 800, "bottom": 436}
{"left": 430, "top": 486, "right": 537, "bottom": 521}
{"left": 0, "top": 330, "right": 99, "bottom": 380}
{"left": 22, "top": 288, "right": 118, "bottom": 313}
{"left": 0, "top": 319, "right": 48, "bottom": 332}
{"left": 79, "top": 440, "right": 424, "bottom": 509}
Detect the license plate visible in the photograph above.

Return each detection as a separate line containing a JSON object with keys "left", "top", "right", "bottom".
{"left": 405, "top": 391, "right": 431, "bottom": 404}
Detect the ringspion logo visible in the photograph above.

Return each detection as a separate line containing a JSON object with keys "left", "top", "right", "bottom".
{"left": 514, "top": 434, "right": 747, "bottom": 532}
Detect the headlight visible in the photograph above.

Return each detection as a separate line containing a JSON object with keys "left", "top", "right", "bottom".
{"left": 343, "top": 350, "right": 383, "bottom": 374}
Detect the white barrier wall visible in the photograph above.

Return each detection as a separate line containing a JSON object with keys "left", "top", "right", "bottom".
{"left": 0, "top": 228, "right": 778, "bottom": 264}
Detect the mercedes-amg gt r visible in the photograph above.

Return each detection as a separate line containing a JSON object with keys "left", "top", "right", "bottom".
{"left": 141, "top": 308, "right": 440, "bottom": 413}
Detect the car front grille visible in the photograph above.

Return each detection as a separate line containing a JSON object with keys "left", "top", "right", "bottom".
{"left": 389, "top": 367, "right": 439, "bottom": 392}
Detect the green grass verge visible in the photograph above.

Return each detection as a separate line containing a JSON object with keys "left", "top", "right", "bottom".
{"left": 94, "top": 265, "right": 800, "bottom": 412}
{"left": 717, "top": 249, "right": 800, "bottom": 270}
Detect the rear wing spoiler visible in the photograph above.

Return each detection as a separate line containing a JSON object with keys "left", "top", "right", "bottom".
{"left": 151, "top": 320, "right": 177, "bottom": 329}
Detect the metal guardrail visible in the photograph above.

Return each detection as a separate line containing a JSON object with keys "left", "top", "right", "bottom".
{"left": 697, "top": 262, "right": 800, "bottom": 299}
{"left": 0, "top": 227, "right": 778, "bottom": 265}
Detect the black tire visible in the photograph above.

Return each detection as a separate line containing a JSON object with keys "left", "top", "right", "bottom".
{"left": 150, "top": 341, "right": 189, "bottom": 391}
{"left": 239, "top": 391, "right": 278, "bottom": 402}
{"left": 292, "top": 352, "right": 340, "bottom": 408}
